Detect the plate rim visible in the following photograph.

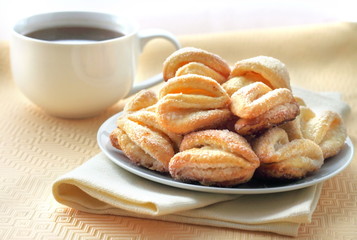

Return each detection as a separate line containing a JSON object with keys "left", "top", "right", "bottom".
{"left": 97, "top": 112, "right": 354, "bottom": 194}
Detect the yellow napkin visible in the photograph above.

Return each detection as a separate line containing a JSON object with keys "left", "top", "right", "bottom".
{"left": 52, "top": 86, "right": 350, "bottom": 237}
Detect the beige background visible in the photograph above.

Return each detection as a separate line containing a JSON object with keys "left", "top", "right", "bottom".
{"left": 1, "top": 22, "right": 357, "bottom": 239}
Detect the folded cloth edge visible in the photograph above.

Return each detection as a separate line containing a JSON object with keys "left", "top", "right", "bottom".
{"left": 52, "top": 154, "right": 238, "bottom": 216}
{"left": 52, "top": 161, "right": 323, "bottom": 237}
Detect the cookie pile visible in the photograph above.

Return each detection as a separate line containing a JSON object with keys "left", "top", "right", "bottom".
{"left": 110, "top": 47, "right": 347, "bottom": 187}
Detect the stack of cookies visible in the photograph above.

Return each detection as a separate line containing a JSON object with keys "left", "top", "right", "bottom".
{"left": 110, "top": 47, "right": 347, "bottom": 187}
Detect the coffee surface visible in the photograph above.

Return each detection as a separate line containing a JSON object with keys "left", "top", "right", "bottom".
{"left": 26, "top": 26, "right": 124, "bottom": 41}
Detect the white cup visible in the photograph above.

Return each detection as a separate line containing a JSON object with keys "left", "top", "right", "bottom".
{"left": 10, "top": 11, "right": 181, "bottom": 118}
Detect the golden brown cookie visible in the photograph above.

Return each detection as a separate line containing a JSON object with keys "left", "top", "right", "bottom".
{"left": 230, "top": 82, "right": 299, "bottom": 135}
{"left": 123, "top": 89, "right": 158, "bottom": 113}
{"left": 228, "top": 56, "right": 291, "bottom": 90}
{"left": 169, "top": 129, "right": 260, "bottom": 186}
{"left": 157, "top": 74, "right": 232, "bottom": 134}
{"left": 252, "top": 127, "right": 324, "bottom": 180}
{"left": 163, "top": 47, "right": 231, "bottom": 83}
{"left": 298, "top": 107, "right": 346, "bottom": 159}
{"left": 221, "top": 56, "right": 298, "bottom": 135}
{"left": 110, "top": 110, "right": 182, "bottom": 173}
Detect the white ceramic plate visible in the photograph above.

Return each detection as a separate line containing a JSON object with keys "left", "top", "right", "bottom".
{"left": 97, "top": 112, "right": 354, "bottom": 194}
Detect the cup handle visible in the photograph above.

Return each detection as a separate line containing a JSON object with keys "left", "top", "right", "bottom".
{"left": 125, "top": 29, "right": 181, "bottom": 97}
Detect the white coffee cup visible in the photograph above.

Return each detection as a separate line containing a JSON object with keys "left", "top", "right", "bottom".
{"left": 10, "top": 11, "right": 181, "bottom": 118}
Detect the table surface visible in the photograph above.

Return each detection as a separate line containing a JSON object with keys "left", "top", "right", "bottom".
{"left": 1, "top": 21, "right": 357, "bottom": 239}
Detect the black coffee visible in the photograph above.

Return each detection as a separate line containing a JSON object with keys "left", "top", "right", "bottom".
{"left": 25, "top": 26, "right": 124, "bottom": 42}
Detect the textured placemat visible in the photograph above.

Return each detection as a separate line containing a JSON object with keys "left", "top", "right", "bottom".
{"left": 1, "top": 22, "right": 356, "bottom": 239}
